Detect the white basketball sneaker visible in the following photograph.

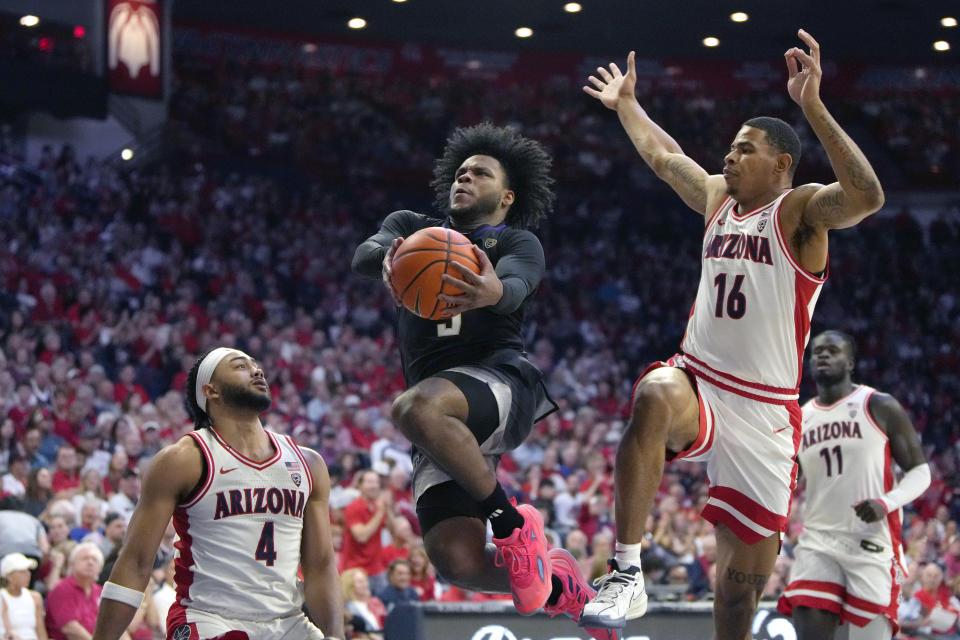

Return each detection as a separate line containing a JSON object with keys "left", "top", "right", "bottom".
{"left": 579, "top": 560, "right": 648, "bottom": 630}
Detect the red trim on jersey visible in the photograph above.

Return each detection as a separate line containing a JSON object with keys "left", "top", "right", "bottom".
{"left": 863, "top": 390, "right": 888, "bottom": 439}
{"left": 704, "top": 196, "right": 731, "bottom": 232}
{"left": 210, "top": 428, "right": 282, "bottom": 470}
{"left": 285, "top": 435, "right": 314, "bottom": 495}
{"left": 709, "top": 485, "right": 787, "bottom": 531}
{"left": 772, "top": 198, "right": 827, "bottom": 285}
{"left": 792, "top": 271, "right": 822, "bottom": 388}
{"left": 811, "top": 384, "right": 864, "bottom": 411}
{"left": 168, "top": 508, "right": 196, "bottom": 639}
{"left": 182, "top": 432, "right": 215, "bottom": 508}
{"left": 779, "top": 593, "right": 844, "bottom": 617}
{"left": 681, "top": 353, "right": 798, "bottom": 395}
{"left": 729, "top": 193, "right": 785, "bottom": 221}
{"left": 785, "top": 401, "right": 803, "bottom": 519}
{"left": 788, "top": 579, "right": 845, "bottom": 595}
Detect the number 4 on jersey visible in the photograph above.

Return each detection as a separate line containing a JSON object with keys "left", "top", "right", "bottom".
{"left": 255, "top": 521, "right": 277, "bottom": 566}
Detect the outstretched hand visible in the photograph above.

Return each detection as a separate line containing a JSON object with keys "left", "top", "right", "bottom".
{"left": 583, "top": 51, "right": 638, "bottom": 111}
{"left": 381, "top": 237, "right": 403, "bottom": 306}
{"left": 785, "top": 29, "right": 823, "bottom": 110}
{"left": 437, "top": 246, "right": 503, "bottom": 316}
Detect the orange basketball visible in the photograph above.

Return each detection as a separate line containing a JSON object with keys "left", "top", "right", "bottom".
{"left": 390, "top": 227, "right": 481, "bottom": 320}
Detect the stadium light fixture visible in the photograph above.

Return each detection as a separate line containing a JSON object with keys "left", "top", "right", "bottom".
{"left": 121, "top": 149, "right": 134, "bottom": 161}
{"left": 515, "top": 27, "right": 533, "bottom": 38}
{"left": 703, "top": 36, "right": 720, "bottom": 47}
{"left": 564, "top": 3, "right": 583, "bottom": 12}
{"left": 730, "top": 12, "right": 748, "bottom": 22}
{"left": 20, "top": 15, "right": 39, "bottom": 27}
{"left": 347, "top": 17, "right": 367, "bottom": 29}
{"left": 942, "top": 17, "right": 957, "bottom": 28}
{"left": 933, "top": 40, "right": 950, "bottom": 51}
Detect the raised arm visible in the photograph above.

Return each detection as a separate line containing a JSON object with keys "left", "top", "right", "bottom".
{"left": 584, "top": 51, "right": 726, "bottom": 216}
{"left": 93, "top": 439, "right": 202, "bottom": 640}
{"left": 299, "top": 448, "right": 345, "bottom": 640}
{"left": 786, "top": 30, "right": 884, "bottom": 230}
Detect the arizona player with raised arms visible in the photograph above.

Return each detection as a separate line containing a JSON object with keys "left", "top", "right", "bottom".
{"left": 581, "top": 30, "right": 886, "bottom": 639}
{"left": 353, "top": 123, "right": 615, "bottom": 639}
{"left": 778, "top": 331, "right": 929, "bottom": 640}
{"left": 93, "top": 348, "right": 343, "bottom": 640}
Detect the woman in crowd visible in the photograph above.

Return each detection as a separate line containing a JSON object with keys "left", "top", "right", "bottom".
{"left": 0, "top": 553, "right": 48, "bottom": 640}
{"left": 340, "top": 568, "right": 385, "bottom": 640}
{"left": 22, "top": 468, "right": 53, "bottom": 518}
{"left": 407, "top": 545, "right": 436, "bottom": 602}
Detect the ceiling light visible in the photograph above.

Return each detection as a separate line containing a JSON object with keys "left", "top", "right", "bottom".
{"left": 515, "top": 27, "right": 533, "bottom": 38}
{"left": 730, "top": 12, "right": 748, "bottom": 22}
{"left": 942, "top": 17, "right": 957, "bottom": 28}
{"left": 121, "top": 149, "right": 134, "bottom": 161}
{"left": 19, "top": 15, "right": 39, "bottom": 27}
{"left": 347, "top": 17, "right": 367, "bottom": 29}
{"left": 392, "top": 0, "right": 407, "bottom": 2}
{"left": 703, "top": 36, "right": 720, "bottom": 47}
{"left": 933, "top": 40, "right": 950, "bottom": 51}
{"left": 564, "top": 3, "right": 582, "bottom": 12}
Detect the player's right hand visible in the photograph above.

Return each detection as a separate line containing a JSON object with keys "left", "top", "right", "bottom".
{"left": 583, "top": 50, "right": 637, "bottom": 111}
{"left": 382, "top": 237, "right": 404, "bottom": 306}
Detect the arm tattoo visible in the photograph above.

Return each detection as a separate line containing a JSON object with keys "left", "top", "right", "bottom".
{"left": 663, "top": 157, "right": 706, "bottom": 209}
{"left": 819, "top": 114, "right": 881, "bottom": 196}
{"left": 725, "top": 568, "right": 768, "bottom": 590}
{"left": 815, "top": 189, "right": 845, "bottom": 216}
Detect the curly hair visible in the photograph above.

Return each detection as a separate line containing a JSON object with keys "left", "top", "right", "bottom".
{"left": 431, "top": 122, "right": 555, "bottom": 229}
{"left": 184, "top": 348, "right": 214, "bottom": 430}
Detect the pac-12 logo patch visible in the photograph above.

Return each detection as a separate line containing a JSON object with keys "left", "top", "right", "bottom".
{"left": 757, "top": 218, "right": 767, "bottom": 232}
{"left": 172, "top": 624, "right": 193, "bottom": 640}
{"left": 291, "top": 472, "right": 302, "bottom": 487}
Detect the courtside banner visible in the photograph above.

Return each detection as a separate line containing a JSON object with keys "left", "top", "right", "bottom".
{"left": 107, "top": 0, "right": 163, "bottom": 98}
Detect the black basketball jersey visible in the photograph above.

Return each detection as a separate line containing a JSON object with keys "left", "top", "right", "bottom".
{"left": 353, "top": 210, "right": 545, "bottom": 385}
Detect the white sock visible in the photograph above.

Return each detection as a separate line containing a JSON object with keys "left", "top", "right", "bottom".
{"left": 614, "top": 541, "right": 644, "bottom": 571}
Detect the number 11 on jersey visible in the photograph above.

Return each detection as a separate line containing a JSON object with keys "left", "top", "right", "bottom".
{"left": 437, "top": 314, "right": 462, "bottom": 336}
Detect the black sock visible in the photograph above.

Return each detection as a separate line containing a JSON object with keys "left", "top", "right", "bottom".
{"left": 547, "top": 575, "right": 564, "bottom": 606}
{"left": 480, "top": 484, "right": 524, "bottom": 538}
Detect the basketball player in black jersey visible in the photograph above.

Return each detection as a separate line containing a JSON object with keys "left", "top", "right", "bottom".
{"left": 353, "top": 123, "right": 614, "bottom": 637}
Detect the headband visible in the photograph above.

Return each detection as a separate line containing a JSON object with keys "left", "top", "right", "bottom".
{"left": 195, "top": 347, "right": 250, "bottom": 412}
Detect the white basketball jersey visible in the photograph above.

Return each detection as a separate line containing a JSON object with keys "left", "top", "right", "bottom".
{"left": 798, "top": 385, "right": 903, "bottom": 562}
{"left": 680, "top": 193, "right": 825, "bottom": 402}
{"left": 169, "top": 428, "right": 313, "bottom": 623}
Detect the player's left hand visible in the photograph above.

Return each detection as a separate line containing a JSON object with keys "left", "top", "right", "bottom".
{"left": 785, "top": 29, "right": 823, "bottom": 110}
{"left": 853, "top": 499, "right": 886, "bottom": 523}
{"left": 437, "top": 246, "right": 503, "bottom": 315}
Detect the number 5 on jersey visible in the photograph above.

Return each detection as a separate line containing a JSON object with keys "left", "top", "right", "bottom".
{"left": 437, "top": 314, "right": 462, "bottom": 336}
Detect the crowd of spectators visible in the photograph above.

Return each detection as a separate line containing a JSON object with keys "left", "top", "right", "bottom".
{"left": 0, "top": 31, "right": 958, "bottom": 640}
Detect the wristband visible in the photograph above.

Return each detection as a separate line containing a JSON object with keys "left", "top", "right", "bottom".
{"left": 102, "top": 581, "right": 145, "bottom": 609}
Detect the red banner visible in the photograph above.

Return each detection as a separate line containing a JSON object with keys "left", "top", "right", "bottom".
{"left": 107, "top": 0, "right": 163, "bottom": 98}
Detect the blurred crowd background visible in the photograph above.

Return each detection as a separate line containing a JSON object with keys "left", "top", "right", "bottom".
{"left": 0, "top": 21, "right": 958, "bottom": 640}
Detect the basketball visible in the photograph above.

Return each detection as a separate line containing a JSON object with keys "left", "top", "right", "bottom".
{"left": 390, "top": 227, "right": 482, "bottom": 320}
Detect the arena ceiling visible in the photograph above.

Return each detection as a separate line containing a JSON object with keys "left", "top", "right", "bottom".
{"left": 175, "top": 0, "right": 958, "bottom": 63}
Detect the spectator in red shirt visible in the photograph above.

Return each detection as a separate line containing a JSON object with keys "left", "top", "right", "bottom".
{"left": 341, "top": 469, "right": 395, "bottom": 589}
{"left": 112, "top": 366, "right": 149, "bottom": 407}
{"left": 45, "top": 542, "right": 104, "bottom": 640}
{"left": 912, "top": 563, "right": 960, "bottom": 636}
{"left": 408, "top": 545, "right": 437, "bottom": 601}
{"left": 381, "top": 516, "right": 416, "bottom": 566}
{"left": 51, "top": 445, "right": 81, "bottom": 497}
